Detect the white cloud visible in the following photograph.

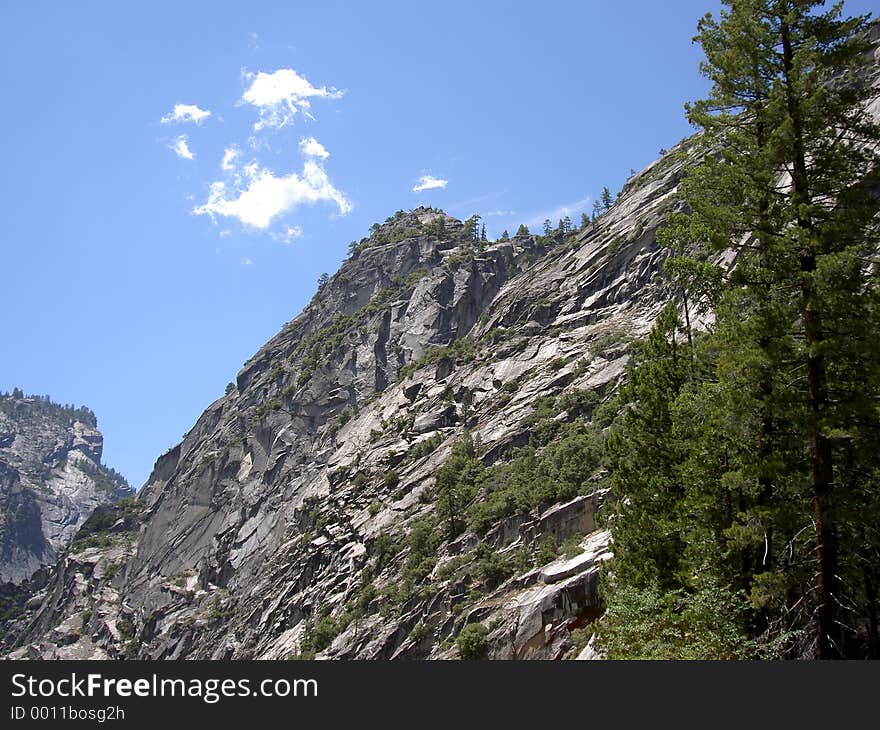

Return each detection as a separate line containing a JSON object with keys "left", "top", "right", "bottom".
{"left": 271, "top": 225, "right": 304, "bottom": 243}
{"left": 240, "top": 257, "right": 253, "bottom": 266}
{"left": 193, "top": 156, "right": 351, "bottom": 229}
{"left": 170, "top": 135, "right": 195, "bottom": 160}
{"left": 486, "top": 209, "right": 516, "bottom": 217}
{"left": 219, "top": 229, "right": 232, "bottom": 238}
{"left": 161, "top": 103, "right": 212, "bottom": 125}
{"left": 524, "top": 197, "right": 591, "bottom": 228}
{"left": 299, "top": 137, "right": 329, "bottom": 159}
{"left": 221, "top": 146, "right": 239, "bottom": 170}
{"left": 413, "top": 175, "right": 448, "bottom": 193}
{"left": 241, "top": 68, "right": 344, "bottom": 131}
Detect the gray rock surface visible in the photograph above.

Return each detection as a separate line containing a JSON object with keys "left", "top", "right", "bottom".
{"left": 6, "top": 25, "right": 880, "bottom": 660}
{"left": 0, "top": 395, "right": 132, "bottom": 585}
{"left": 6, "top": 148, "right": 686, "bottom": 659}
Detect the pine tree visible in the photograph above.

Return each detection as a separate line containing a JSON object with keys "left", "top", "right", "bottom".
{"left": 463, "top": 214, "right": 482, "bottom": 242}
{"left": 600, "top": 186, "right": 613, "bottom": 212}
{"left": 604, "top": 304, "right": 691, "bottom": 588}
{"left": 682, "top": 0, "right": 880, "bottom": 659}
{"left": 435, "top": 433, "right": 482, "bottom": 540}
{"left": 605, "top": 0, "right": 880, "bottom": 659}
{"left": 515, "top": 224, "right": 529, "bottom": 237}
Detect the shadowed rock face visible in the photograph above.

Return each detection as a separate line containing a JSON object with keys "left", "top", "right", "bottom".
{"left": 0, "top": 396, "right": 132, "bottom": 585}
{"left": 4, "top": 139, "right": 692, "bottom": 659}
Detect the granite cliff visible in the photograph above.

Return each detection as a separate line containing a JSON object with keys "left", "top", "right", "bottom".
{"left": 3, "top": 137, "right": 695, "bottom": 659}
{"left": 4, "top": 11, "right": 879, "bottom": 665}
{"left": 0, "top": 393, "right": 132, "bottom": 587}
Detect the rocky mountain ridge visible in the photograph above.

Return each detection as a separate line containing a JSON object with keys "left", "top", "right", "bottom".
{"left": 0, "top": 392, "right": 132, "bottom": 587}
{"left": 3, "top": 15, "right": 879, "bottom": 664}
{"left": 3, "top": 134, "right": 696, "bottom": 659}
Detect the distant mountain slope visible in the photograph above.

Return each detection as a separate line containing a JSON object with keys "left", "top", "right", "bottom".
{"left": 0, "top": 391, "right": 132, "bottom": 584}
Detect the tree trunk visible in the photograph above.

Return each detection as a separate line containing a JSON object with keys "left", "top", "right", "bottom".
{"left": 780, "top": 14, "right": 840, "bottom": 659}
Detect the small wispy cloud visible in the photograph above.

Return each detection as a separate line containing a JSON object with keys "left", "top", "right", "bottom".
{"left": 241, "top": 68, "right": 344, "bottom": 131}
{"left": 413, "top": 175, "right": 448, "bottom": 193}
{"left": 170, "top": 135, "right": 195, "bottom": 160}
{"left": 240, "top": 257, "right": 253, "bottom": 266}
{"left": 271, "top": 225, "right": 304, "bottom": 243}
{"left": 161, "top": 103, "right": 212, "bottom": 125}
{"left": 524, "top": 196, "right": 592, "bottom": 228}
{"left": 221, "top": 146, "right": 239, "bottom": 170}
{"left": 486, "top": 209, "right": 516, "bottom": 217}
{"left": 299, "top": 137, "right": 329, "bottom": 160}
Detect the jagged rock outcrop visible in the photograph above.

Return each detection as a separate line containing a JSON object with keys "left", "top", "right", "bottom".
{"left": 0, "top": 394, "right": 132, "bottom": 585}
{"left": 5, "top": 138, "right": 690, "bottom": 660}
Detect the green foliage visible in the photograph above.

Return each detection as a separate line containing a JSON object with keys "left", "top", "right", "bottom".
{"left": 501, "top": 377, "right": 519, "bottom": 393}
{"left": 399, "top": 336, "right": 476, "bottom": 380}
{"left": 372, "top": 530, "right": 403, "bottom": 570}
{"left": 405, "top": 518, "right": 441, "bottom": 580}
{"left": 603, "top": 1, "right": 880, "bottom": 660}
{"left": 406, "top": 432, "right": 444, "bottom": 462}
{"left": 72, "top": 460, "right": 130, "bottom": 495}
{"left": 535, "top": 537, "right": 558, "bottom": 566}
{"left": 0, "top": 390, "right": 98, "bottom": 429}
{"left": 116, "top": 616, "right": 134, "bottom": 640}
{"left": 69, "top": 497, "right": 142, "bottom": 552}
{"left": 456, "top": 623, "right": 489, "bottom": 659}
{"left": 410, "top": 621, "right": 430, "bottom": 644}
{"left": 597, "top": 582, "right": 758, "bottom": 660}
{"left": 468, "top": 419, "right": 604, "bottom": 535}
{"left": 435, "top": 433, "right": 482, "bottom": 540}
{"left": 462, "top": 214, "right": 481, "bottom": 242}
{"left": 425, "top": 216, "right": 447, "bottom": 239}
{"left": 558, "top": 534, "right": 584, "bottom": 560}
{"left": 475, "top": 543, "right": 514, "bottom": 589}
{"left": 298, "top": 613, "right": 340, "bottom": 656}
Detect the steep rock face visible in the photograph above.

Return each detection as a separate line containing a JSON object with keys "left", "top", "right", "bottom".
{"left": 0, "top": 395, "right": 132, "bottom": 585}
{"left": 6, "top": 23, "right": 880, "bottom": 662}
{"left": 7, "top": 143, "right": 691, "bottom": 660}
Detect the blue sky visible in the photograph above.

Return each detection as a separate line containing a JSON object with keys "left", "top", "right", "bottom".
{"left": 2, "top": 1, "right": 873, "bottom": 488}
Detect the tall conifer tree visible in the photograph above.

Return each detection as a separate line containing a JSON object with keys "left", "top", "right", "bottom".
{"left": 604, "top": 1, "right": 880, "bottom": 658}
